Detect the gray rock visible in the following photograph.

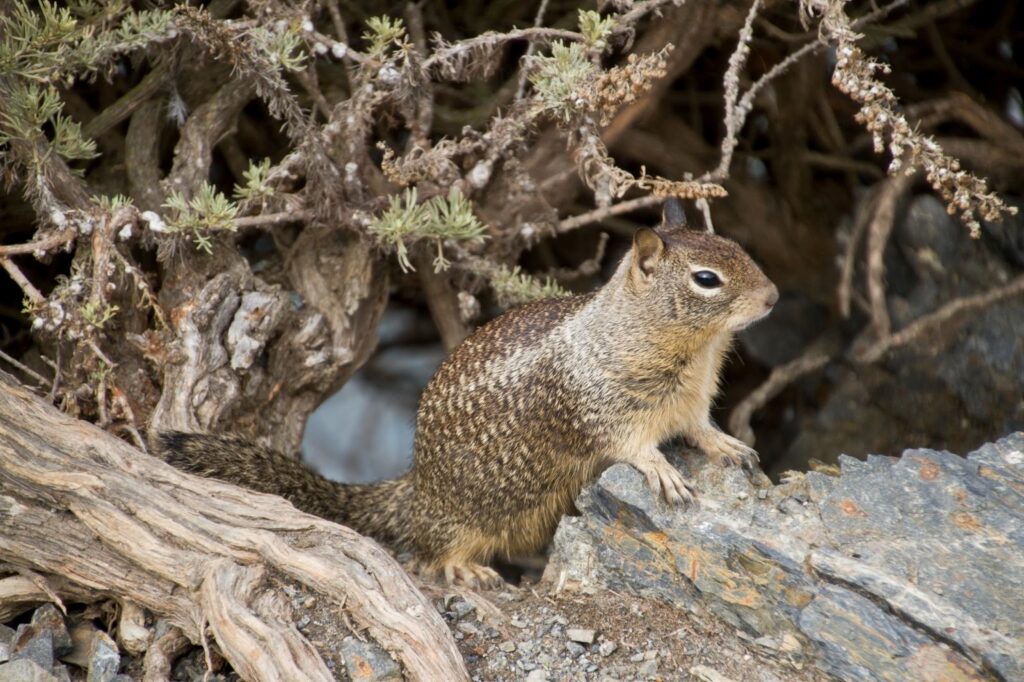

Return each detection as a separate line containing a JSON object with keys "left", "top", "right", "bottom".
{"left": 637, "top": 658, "right": 658, "bottom": 677}
{"left": 0, "top": 659, "right": 59, "bottom": 682}
{"left": 689, "top": 665, "right": 736, "bottom": 682}
{"left": 11, "top": 624, "right": 54, "bottom": 672}
{"left": 547, "top": 434, "right": 1024, "bottom": 681}
{"left": 565, "top": 642, "right": 585, "bottom": 657}
{"left": 525, "top": 670, "right": 548, "bottom": 682}
{"left": 0, "top": 624, "right": 15, "bottom": 664}
{"left": 86, "top": 632, "right": 119, "bottom": 682}
{"left": 449, "top": 598, "right": 476, "bottom": 620}
{"left": 339, "top": 637, "right": 402, "bottom": 681}
{"left": 30, "top": 606, "right": 71, "bottom": 657}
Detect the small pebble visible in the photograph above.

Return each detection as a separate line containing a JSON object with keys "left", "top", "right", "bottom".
{"left": 498, "top": 641, "right": 516, "bottom": 653}
{"left": 737, "top": 491, "right": 749, "bottom": 500}
{"left": 566, "top": 628, "right": 596, "bottom": 645}
{"left": 598, "top": 640, "right": 618, "bottom": 657}
{"left": 566, "top": 642, "right": 585, "bottom": 657}
{"left": 450, "top": 600, "right": 475, "bottom": 620}
{"left": 525, "top": 670, "right": 548, "bottom": 682}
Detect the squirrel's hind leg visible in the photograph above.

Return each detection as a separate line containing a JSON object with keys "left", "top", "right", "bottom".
{"left": 443, "top": 562, "right": 503, "bottom": 589}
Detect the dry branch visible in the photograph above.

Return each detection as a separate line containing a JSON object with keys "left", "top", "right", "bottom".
{"left": 0, "top": 373, "right": 468, "bottom": 681}
{"left": 853, "top": 274, "right": 1024, "bottom": 364}
{"left": 864, "top": 173, "right": 914, "bottom": 339}
{"left": 728, "top": 349, "right": 832, "bottom": 447}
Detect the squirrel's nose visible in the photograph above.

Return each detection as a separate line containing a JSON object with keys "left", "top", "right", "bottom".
{"left": 764, "top": 284, "right": 779, "bottom": 308}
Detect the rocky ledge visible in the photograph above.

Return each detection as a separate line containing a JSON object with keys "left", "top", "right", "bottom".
{"left": 546, "top": 434, "right": 1024, "bottom": 681}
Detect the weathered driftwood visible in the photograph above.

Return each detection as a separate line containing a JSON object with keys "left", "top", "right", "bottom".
{"left": 0, "top": 374, "right": 467, "bottom": 681}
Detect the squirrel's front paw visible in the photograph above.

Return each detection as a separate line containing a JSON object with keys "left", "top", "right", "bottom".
{"left": 697, "top": 429, "right": 759, "bottom": 470}
{"left": 633, "top": 453, "right": 697, "bottom": 507}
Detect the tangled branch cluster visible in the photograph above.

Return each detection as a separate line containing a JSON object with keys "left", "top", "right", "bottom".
{"left": 805, "top": 0, "right": 1017, "bottom": 236}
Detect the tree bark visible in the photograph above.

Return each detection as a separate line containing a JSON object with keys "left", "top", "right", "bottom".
{"left": 0, "top": 373, "right": 467, "bottom": 681}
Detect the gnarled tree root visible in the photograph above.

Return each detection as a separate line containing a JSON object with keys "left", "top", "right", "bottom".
{"left": 0, "top": 375, "right": 467, "bottom": 681}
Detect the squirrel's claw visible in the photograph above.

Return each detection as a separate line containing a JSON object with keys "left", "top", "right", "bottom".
{"left": 698, "top": 430, "right": 761, "bottom": 472}
{"left": 409, "top": 558, "right": 504, "bottom": 589}
{"left": 443, "top": 562, "right": 503, "bottom": 590}
{"left": 636, "top": 456, "right": 697, "bottom": 507}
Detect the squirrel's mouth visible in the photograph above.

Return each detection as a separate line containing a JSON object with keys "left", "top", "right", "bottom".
{"left": 732, "top": 305, "right": 775, "bottom": 331}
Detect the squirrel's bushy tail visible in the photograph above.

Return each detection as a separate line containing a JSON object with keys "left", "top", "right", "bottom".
{"left": 154, "top": 432, "right": 413, "bottom": 548}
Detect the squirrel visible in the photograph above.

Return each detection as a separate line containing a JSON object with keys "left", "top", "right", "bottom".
{"left": 158, "top": 199, "right": 778, "bottom": 588}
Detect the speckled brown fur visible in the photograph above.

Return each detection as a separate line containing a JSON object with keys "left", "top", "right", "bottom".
{"left": 157, "top": 201, "right": 778, "bottom": 587}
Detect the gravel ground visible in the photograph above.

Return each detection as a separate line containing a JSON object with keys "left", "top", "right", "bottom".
{"left": 421, "top": 581, "right": 826, "bottom": 682}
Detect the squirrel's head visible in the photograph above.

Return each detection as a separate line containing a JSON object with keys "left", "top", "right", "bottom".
{"left": 624, "top": 199, "right": 778, "bottom": 335}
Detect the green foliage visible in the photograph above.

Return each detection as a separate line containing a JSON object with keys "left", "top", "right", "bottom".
{"left": 163, "top": 183, "right": 239, "bottom": 254}
{"left": 233, "top": 158, "right": 275, "bottom": 203}
{"left": 363, "top": 16, "right": 406, "bottom": 57}
{"left": 367, "top": 187, "right": 486, "bottom": 272}
{"left": 0, "top": 0, "right": 174, "bottom": 82}
{"left": 487, "top": 265, "right": 568, "bottom": 307}
{"left": 578, "top": 10, "right": 616, "bottom": 51}
{"left": 251, "top": 26, "right": 306, "bottom": 72}
{"left": 93, "top": 194, "right": 134, "bottom": 211}
{"left": 81, "top": 299, "right": 119, "bottom": 329}
{"left": 528, "top": 42, "right": 595, "bottom": 121}
{"left": 0, "top": 84, "right": 97, "bottom": 161}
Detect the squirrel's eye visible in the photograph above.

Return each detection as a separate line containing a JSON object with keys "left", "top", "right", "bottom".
{"left": 692, "top": 270, "right": 722, "bottom": 289}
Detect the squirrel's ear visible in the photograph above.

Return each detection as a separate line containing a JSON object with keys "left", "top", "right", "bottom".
{"left": 660, "top": 198, "right": 688, "bottom": 232}
{"left": 632, "top": 227, "right": 665, "bottom": 278}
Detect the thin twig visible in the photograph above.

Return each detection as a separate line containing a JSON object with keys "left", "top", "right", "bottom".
{"left": 87, "top": 339, "right": 117, "bottom": 369}
{"left": 515, "top": 0, "right": 551, "bottom": 102}
{"left": 46, "top": 346, "right": 61, "bottom": 402}
{"left": 837, "top": 185, "right": 881, "bottom": 319}
{"left": 706, "top": 0, "right": 912, "bottom": 181}
{"left": 309, "top": 30, "right": 371, "bottom": 65}
{"left": 696, "top": 198, "right": 714, "bottom": 234}
{"left": 0, "top": 229, "right": 76, "bottom": 257}
{"left": 865, "top": 174, "right": 913, "bottom": 339}
{"left": 712, "top": 0, "right": 764, "bottom": 180}
{"left": 728, "top": 348, "right": 832, "bottom": 446}
{"left": 424, "top": 27, "right": 585, "bottom": 72}
{"left": 854, "top": 274, "right": 1024, "bottom": 364}
{"left": 613, "top": 0, "right": 682, "bottom": 30}
{"left": 233, "top": 210, "right": 312, "bottom": 229}
{"left": 557, "top": 195, "right": 663, "bottom": 233}
{"left": 0, "top": 258, "right": 45, "bottom": 306}
{"left": 322, "top": 0, "right": 359, "bottom": 85}
{"left": 0, "top": 349, "right": 50, "bottom": 387}
{"left": 543, "top": 232, "right": 609, "bottom": 281}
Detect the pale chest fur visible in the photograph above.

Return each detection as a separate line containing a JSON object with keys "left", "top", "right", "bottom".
{"left": 609, "top": 333, "right": 731, "bottom": 455}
